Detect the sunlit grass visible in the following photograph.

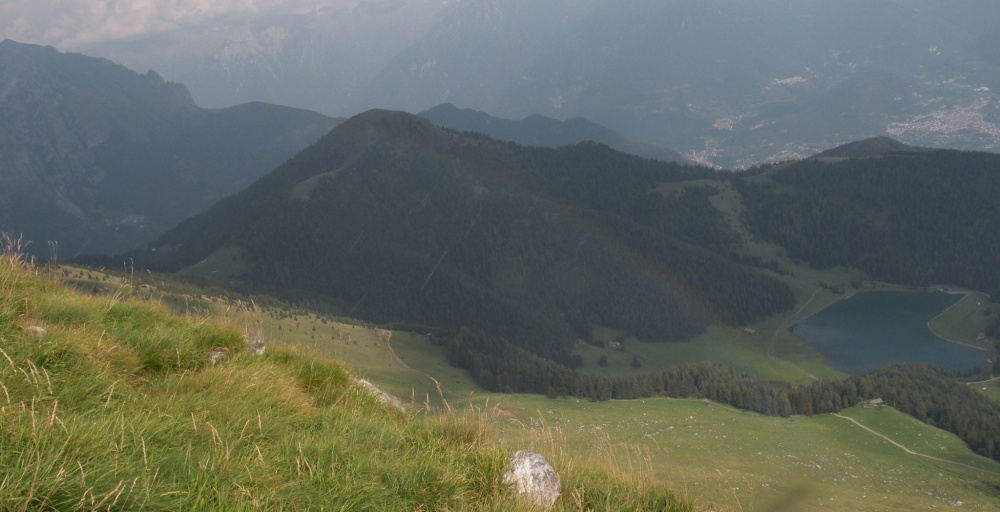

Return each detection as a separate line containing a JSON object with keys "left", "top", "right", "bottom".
{"left": 0, "top": 250, "right": 691, "bottom": 511}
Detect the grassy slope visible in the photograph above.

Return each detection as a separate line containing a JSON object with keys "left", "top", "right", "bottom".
{"left": 929, "top": 291, "right": 999, "bottom": 351}
{"left": 0, "top": 256, "right": 690, "bottom": 511}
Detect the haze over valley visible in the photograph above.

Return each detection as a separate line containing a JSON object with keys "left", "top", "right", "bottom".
{"left": 12, "top": 0, "right": 998, "bottom": 168}
{"left": 2, "top": 1, "right": 1000, "bottom": 510}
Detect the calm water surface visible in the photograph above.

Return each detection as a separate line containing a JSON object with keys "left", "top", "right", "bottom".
{"left": 793, "top": 291, "right": 988, "bottom": 374}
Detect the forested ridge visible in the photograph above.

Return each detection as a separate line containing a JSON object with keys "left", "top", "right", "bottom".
{"left": 737, "top": 149, "right": 1000, "bottom": 296}
{"left": 100, "top": 110, "right": 794, "bottom": 363}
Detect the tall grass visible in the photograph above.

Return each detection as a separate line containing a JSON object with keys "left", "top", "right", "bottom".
{"left": 0, "top": 245, "right": 691, "bottom": 511}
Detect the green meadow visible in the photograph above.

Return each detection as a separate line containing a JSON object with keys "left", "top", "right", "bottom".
{"left": 486, "top": 396, "right": 1000, "bottom": 511}
{"left": 929, "top": 291, "right": 1000, "bottom": 351}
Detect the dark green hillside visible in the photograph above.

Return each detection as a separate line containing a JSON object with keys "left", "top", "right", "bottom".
{"left": 122, "top": 110, "right": 794, "bottom": 364}
{"left": 737, "top": 146, "right": 1000, "bottom": 296}
{"left": 0, "top": 40, "right": 339, "bottom": 257}
{"left": 811, "top": 136, "right": 932, "bottom": 159}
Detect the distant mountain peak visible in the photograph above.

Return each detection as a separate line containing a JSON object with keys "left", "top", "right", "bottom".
{"left": 338, "top": 108, "right": 436, "bottom": 134}
{"left": 419, "top": 103, "right": 690, "bottom": 164}
{"left": 813, "top": 137, "right": 932, "bottom": 159}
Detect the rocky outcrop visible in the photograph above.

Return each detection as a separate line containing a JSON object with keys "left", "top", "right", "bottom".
{"left": 353, "top": 378, "right": 406, "bottom": 413}
{"left": 504, "top": 451, "right": 561, "bottom": 509}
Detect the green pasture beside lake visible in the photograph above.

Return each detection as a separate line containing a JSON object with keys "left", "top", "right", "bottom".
{"left": 929, "top": 292, "right": 999, "bottom": 350}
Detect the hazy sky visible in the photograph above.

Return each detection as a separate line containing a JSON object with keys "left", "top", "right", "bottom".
{"left": 0, "top": 0, "right": 369, "bottom": 49}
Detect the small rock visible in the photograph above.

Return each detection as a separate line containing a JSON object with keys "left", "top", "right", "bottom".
{"left": 208, "top": 347, "right": 230, "bottom": 363}
{"left": 244, "top": 333, "right": 266, "bottom": 356}
{"left": 353, "top": 378, "right": 406, "bottom": 412}
{"left": 25, "top": 325, "right": 46, "bottom": 337}
{"left": 504, "top": 451, "right": 561, "bottom": 509}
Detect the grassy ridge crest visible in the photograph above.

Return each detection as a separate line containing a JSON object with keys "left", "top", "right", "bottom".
{"left": 0, "top": 244, "right": 690, "bottom": 511}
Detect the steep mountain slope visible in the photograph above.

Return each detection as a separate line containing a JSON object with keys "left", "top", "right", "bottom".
{"left": 121, "top": 110, "right": 794, "bottom": 364}
{"left": 0, "top": 40, "right": 340, "bottom": 257}
{"left": 419, "top": 103, "right": 690, "bottom": 164}
{"left": 738, "top": 142, "right": 1000, "bottom": 295}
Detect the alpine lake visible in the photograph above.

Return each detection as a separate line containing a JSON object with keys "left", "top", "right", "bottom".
{"left": 793, "top": 291, "right": 989, "bottom": 374}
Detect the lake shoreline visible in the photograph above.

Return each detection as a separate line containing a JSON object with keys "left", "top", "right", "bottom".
{"left": 794, "top": 290, "right": 987, "bottom": 374}
{"left": 926, "top": 293, "right": 991, "bottom": 354}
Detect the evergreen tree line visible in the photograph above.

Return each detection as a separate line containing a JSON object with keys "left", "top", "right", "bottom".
{"left": 445, "top": 329, "right": 792, "bottom": 416}
{"left": 444, "top": 330, "right": 1000, "bottom": 462}
{"left": 736, "top": 151, "right": 1000, "bottom": 297}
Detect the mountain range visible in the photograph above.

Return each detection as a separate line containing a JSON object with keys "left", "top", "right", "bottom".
{"left": 79, "top": 0, "right": 1000, "bottom": 167}
{"left": 0, "top": 39, "right": 340, "bottom": 258}
{"left": 4, "top": 34, "right": 1000, "bottom": 372}
{"left": 418, "top": 103, "right": 690, "bottom": 164}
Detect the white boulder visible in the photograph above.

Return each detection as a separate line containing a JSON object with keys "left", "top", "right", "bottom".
{"left": 504, "top": 451, "right": 561, "bottom": 508}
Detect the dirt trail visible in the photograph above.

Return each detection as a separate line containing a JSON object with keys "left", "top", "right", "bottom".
{"left": 833, "top": 413, "right": 1000, "bottom": 476}
{"left": 382, "top": 330, "right": 448, "bottom": 397}
{"left": 965, "top": 376, "right": 1000, "bottom": 386}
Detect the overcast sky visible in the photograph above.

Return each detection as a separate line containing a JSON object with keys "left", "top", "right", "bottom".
{"left": 0, "top": 0, "right": 369, "bottom": 50}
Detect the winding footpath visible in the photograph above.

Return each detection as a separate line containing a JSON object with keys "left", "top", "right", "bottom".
{"left": 832, "top": 413, "right": 1000, "bottom": 476}
{"left": 964, "top": 376, "right": 1000, "bottom": 386}
{"left": 381, "top": 330, "right": 449, "bottom": 398}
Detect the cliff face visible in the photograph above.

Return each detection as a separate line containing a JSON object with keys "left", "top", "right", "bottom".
{"left": 0, "top": 40, "right": 194, "bottom": 218}
{"left": 0, "top": 40, "right": 338, "bottom": 258}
